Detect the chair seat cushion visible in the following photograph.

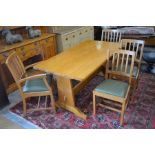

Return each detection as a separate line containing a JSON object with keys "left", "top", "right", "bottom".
{"left": 95, "top": 79, "right": 129, "bottom": 98}
{"left": 23, "top": 75, "right": 52, "bottom": 93}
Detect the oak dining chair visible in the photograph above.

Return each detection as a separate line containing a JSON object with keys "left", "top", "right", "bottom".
{"left": 93, "top": 49, "right": 135, "bottom": 126}
{"left": 101, "top": 29, "right": 121, "bottom": 42}
{"left": 120, "top": 39, "right": 145, "bottom": 88}
{"left": 6, "top": 52, "right": 56, "bottom": 116}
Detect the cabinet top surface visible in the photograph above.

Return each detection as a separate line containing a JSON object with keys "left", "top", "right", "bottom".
{"left": 34, "top": 40, "right": 120, "bottom": 81}
{"left": 0, "top": 33, "right": 55, "bottom": 54}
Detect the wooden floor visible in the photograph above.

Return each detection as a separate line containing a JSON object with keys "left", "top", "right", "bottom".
{"left": 0, "top": 90, "right": 23, "bottom": 129}
{"left": 0, "top": 115, "right": 23, "bottom": 129}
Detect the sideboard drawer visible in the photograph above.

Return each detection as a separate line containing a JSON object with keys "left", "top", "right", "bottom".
{"left": 41, "top": 37, "right": 54, "bottom": 44}
{"left": 62, "top": 34, "right": 70, "bottom": 43}
{"left": 61, "top": 34, "right": 71, "bottom": 50}
{"left": 16, "top": 43, "right": 39, "bottom": 61}
{"left": 81, "top": 27, "right": 90, "bottom": 41}
{"left": 47, "top": 37, "right": 54, "bottom": 43}
{"left": 69, "top": 32, "right": 78, "bottom": 47}
{"left": 77, "top": 28, "right": 86, "bottom": 43}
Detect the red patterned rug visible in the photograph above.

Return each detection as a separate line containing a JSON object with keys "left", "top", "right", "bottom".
{"left": 10, "top": 73, "right": 155, "bottom": 129}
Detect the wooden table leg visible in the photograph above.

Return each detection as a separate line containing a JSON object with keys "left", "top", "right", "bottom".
{"left": 56, "top": 76, "right": 86, "bottom": 120}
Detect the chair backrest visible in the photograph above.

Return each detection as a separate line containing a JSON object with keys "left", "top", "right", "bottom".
{"left": 101, "top": 29, "right": 121, "bottom": 42}
{"left": 120, "top": 39, "right": 145, "bottom": 63}
{"left": 6, "top": 52, "right": 26, "bottom": 88}
{"left": 106, "top": 49, "right": 135, "bottom": 84}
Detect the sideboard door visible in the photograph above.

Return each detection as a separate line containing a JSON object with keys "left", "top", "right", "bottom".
{"left": 40, "top": 36, "right": 56, "bottom": 60}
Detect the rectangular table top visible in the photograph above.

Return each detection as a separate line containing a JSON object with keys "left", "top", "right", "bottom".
{"left": 34, "top": 40, "right": 120, "bottom": 81}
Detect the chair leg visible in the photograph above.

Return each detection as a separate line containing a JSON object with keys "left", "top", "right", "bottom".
{"left": 135, "top": 79, "right": 139, "bottom": 90}
{"left": 50, "top": 95, "right": 56, "bottom": 113}
{"left": 133, "top": 77, "right": 139, "bottom": 90}
{"left": 93, "top": 93, "right": 96, "bottom": 115}
{"left": 120, "top": 101, "right": 126, "bottom": 126}
{"left": 23, "top": 98, "right": 27, "bottom": 116}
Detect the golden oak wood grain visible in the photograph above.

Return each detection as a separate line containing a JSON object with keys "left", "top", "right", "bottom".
{"left": 5, "top": 52, "right": 56, "bottom": 115}
{"left": 34, "top": 40, "right": 120, "bottom": 119}
{"left": 35, "top": 40, "right": 120, "bottom": 81}
{"left": 93, "top": 50, "right": 135, "bottom": 125}
{"left": 0, "top": 34, "right": 55, "bottom": 54}
{"left": 120, "top": 39, "right": 145, "bottom": 89}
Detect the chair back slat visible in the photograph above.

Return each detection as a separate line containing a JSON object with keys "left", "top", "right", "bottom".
{"left": 106, "top": 50, "right": 135, "bottom": 84}
{"left": 125, "top": 54, "right": 129, "bottom": 73}
{"left": 129, "top": 42, "right": 132, "bottom": 50}
{"left": 135, "top": 43, "right": 139, "bottom": 58}
{"left": 120, "top": 53, "right": 124, "bottom": 71}
{"left": 120, "top": 39, "right": 144, "bottom": 63}
{"left": 6, "top": 52, "right": 26, "bottom": 85}
{"left": 101, "top": 29, "right": 121, "bottom": 42}
{"left": 107, "top": 31, "right": 110, "bottom": 41}
{"left": 116, "top": 53, "right": 120, "bottom": 70}
{"left": 112, "top": 53, "right": 115, "bottom": 71}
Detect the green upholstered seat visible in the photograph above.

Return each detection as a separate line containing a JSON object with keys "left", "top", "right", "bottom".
{"left": 23, "top": 74, "right": 52, "bottom": 93}
{"left": 95, "top": 79, "right": 129, "bottom": 98}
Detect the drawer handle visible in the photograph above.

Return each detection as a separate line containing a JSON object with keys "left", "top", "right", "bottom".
{"left": 65, "top": 38, "right": 68, "bottom": 40}
{"left": 85, "top": 30, "right": 87, "bottom": 32}
{"left": 73, "top": 35, "right": 75, "bottom": 38}
{"left": 79, "top": 33, "right": 82, "bottom": 35}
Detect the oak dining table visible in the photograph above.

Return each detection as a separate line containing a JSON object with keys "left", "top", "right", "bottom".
{"left": 34, "top": 40, "right": 120, "bottom": 119}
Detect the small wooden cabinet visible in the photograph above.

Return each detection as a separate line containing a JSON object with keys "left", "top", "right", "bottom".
{"left": 53, "top": 26, "right": 94, "bottom": 53}
{"left": 0, "top": 34, "right": 56, "bottom": 93}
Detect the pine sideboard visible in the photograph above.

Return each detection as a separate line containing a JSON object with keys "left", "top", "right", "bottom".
{"left": 0, "top": 33, "right": 56, "bottom": 94}
{"left": 53, "top": 26, "right": 94, "bottom": 53}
